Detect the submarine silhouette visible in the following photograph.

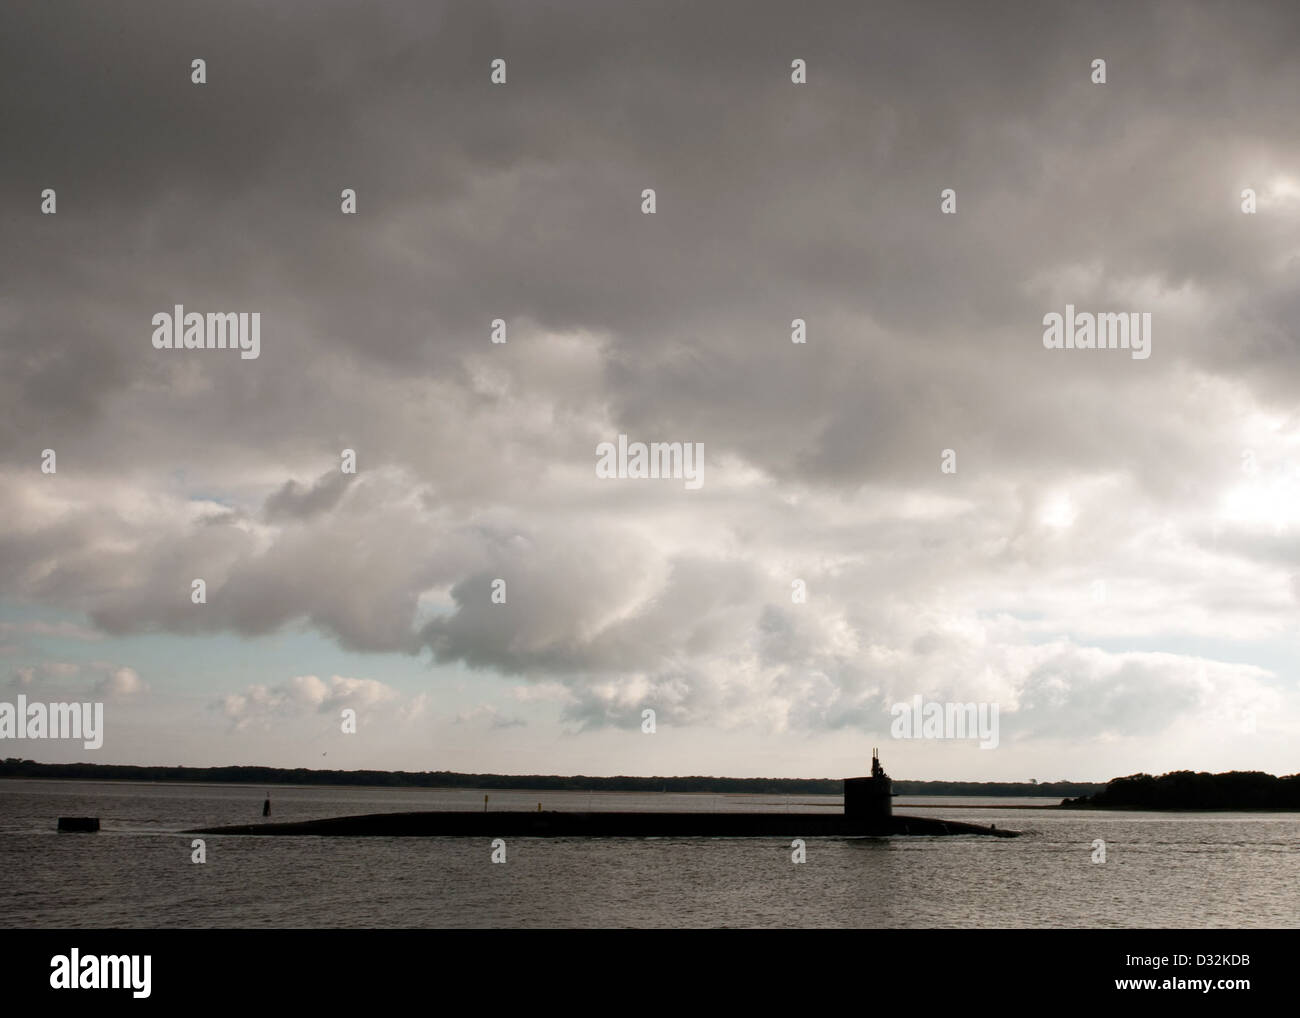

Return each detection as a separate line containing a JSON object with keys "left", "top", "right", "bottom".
{"left": 190, "top": 752, "right": 1017, "bottom": 838}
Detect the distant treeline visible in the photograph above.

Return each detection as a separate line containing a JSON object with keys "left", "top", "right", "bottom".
{"left": 1062, "top": 770, "right": 1300, "bottom": 810}
{"left": 0, "top": 759, "right": 1101, "bottom": 797}
{"left": 894, "top": 779, "right": 1100, "bottom": 797}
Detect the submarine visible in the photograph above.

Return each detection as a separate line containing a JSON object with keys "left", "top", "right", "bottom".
{"left": 190, "top": 752, "right": 1017, "bottom": 838}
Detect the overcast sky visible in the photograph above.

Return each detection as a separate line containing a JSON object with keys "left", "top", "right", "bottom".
{"left": 2, "top": 0, "right": 1298, "bottom": 781}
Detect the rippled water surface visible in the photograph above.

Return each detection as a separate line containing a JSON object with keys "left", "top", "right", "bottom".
{"left": 1, "top": 780, "right": 1295, "bottom": 928}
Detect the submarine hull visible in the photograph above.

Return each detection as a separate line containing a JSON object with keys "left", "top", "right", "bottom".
{"left": 190, "top": 810, "right": 1016, "bottom": 838}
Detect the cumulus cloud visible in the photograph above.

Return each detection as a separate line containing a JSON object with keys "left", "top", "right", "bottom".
{"left": 94, "top": 666, "right": 147, "bottom": 699}
{"left": 216, "top": 674, "right": 398, "bottom": 730}
{"left": 8, "top": 661, "right": 147, "bottom": 700}
{"left": 10, "top": 661, "right": 82, "bottom": 688}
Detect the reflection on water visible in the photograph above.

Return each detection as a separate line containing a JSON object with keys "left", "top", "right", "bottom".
{"left": 1, "top": 780, "right": 1296, "bottom": 928}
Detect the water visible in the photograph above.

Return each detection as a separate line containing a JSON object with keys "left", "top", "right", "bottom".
{"left": 1, "top": 780, "right": 1296, "bottom": 928}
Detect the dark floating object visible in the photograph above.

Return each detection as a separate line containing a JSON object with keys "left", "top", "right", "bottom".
{"left": 57, "top": 817, "right": 100, "bottom": 833}
{"left": 189, "top": 751, "right": 1019, "bottom": 839}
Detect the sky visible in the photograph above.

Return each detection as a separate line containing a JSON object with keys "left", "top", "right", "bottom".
{"left": 1, "top": 0, "right": 1298, "bottom": 781}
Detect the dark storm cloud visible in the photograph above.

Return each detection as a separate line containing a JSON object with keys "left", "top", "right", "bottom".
{"left": 5, "top": 0, "right": 1298, "bottom": 480}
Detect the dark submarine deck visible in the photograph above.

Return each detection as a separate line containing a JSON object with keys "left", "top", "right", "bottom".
{"left": 190, "top": 810, "right": 1018, "bottom": 838}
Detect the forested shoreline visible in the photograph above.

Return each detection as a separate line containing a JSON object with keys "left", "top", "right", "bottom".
{"left": 1062, "top": 770, "right": 1300, "bottom": 810}
{"left": 0, "top": 759, "right": 1100, "bottom": 797}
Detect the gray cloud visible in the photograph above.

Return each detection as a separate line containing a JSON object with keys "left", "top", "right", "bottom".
{"left": 2, "top": 0, "right": 1299, "bottom": 760}
{"left": 264, "top": 469, "right": 354, "bottom": 521}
